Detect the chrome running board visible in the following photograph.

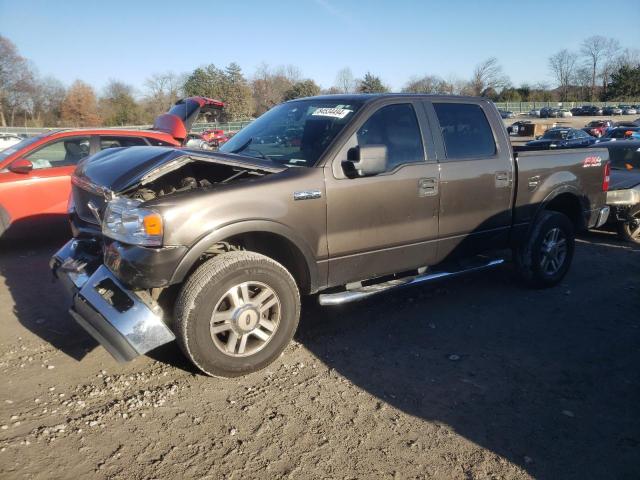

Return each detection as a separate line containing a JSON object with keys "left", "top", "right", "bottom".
{"left": 318, "top": 259, "right": 505, "bottom": 306}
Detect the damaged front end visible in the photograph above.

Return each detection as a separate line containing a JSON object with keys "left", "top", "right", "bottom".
{"left": 50, "top": 239, "right": 175, "bottom": 362}
{"left": 53, "top": 148, "right": 284, "bottom": 363}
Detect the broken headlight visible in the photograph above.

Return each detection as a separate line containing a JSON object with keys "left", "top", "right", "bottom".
{"left": 102, "top": 197, "right": 163, "bottom": 247}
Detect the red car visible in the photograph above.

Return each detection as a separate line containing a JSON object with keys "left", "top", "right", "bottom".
{"left": 0, "top": 97, "right": 223, "bottom": 238}
{"left": 582, "top": 120, "right": 614, "bottom": 138}
{"left": 201, "top": 129, "right": 230, "bottom": 147}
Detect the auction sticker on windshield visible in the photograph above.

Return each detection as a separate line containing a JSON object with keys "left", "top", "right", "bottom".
{"left": 312, "top": 107, "right": 352, "bottom": 119}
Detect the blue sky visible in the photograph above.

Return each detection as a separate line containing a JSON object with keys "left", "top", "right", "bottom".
{"left": 1, "top": 0, "right": 638, "bottom": 94}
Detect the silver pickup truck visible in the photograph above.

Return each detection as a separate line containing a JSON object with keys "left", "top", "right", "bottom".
{"left": 51, "top": 94, "right": 611, "bottom": 377}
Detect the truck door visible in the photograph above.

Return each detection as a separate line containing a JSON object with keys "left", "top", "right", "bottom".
{"left": 324, "top": 101, "right": 440, "bottom": 287}
{"left": 423, "top": 100, "right": 514, "bottom": 261}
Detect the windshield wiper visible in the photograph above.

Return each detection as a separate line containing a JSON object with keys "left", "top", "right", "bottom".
{"left": 229, "top": 137, "right": 270, "bottom": 161}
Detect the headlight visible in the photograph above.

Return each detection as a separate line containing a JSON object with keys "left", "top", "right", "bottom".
{"left": 102, "top": 197, "right": 163, "bottom": 246}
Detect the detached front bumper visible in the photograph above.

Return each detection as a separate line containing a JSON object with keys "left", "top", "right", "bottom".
{"left": 51, "top": 240, "right": 175, "bottom": 362}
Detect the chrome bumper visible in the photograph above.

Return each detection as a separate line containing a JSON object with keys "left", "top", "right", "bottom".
{"left": 588, "top": 206, "right": 610, "bottom": 229}
{"left": 51, "top": 240, "right": 175, "bottom": 363}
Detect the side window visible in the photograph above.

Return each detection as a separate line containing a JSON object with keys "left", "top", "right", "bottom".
{"left": 356, "top": 104, "right": 424, "bottom": 170}
{"left": 100, "top": 136, "right": 148, "bottom": 150}
{"left": 147, "top": 138, "right": 176, "bottom": 147}
{"left": 433, "top": 103, "right": 496, "bottom": 159}
{"left": 24, "top": 137, "right": 90, "bottom": 169}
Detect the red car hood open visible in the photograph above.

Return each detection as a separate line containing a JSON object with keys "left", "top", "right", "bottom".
{"left": 152, "top": 97, "right": 224, "bottom": 143}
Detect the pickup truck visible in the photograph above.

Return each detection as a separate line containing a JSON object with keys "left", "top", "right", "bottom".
{"left": 51, "top": 94, "right": 611, "bottom": 377}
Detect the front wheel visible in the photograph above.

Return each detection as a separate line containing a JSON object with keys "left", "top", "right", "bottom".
{"left": 513, "top": 211, "right": 575, "bottom": 288}
{"left": 617, "top": 206, "right": 640, "bottom": 244}
{"left": 175, "top": 251, "right": 300, "bottom": 377}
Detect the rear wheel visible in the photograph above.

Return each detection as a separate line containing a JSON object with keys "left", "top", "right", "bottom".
{"left": 175, "top": 251, "right": 300, "bottom": 377}
{"left": 514, "top": 211, "right": 575, "bottom": 288}
{"left": 617, "top": 206, "right": 640, "bottom": 244}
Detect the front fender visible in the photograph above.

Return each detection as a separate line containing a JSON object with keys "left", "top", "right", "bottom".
{"left": 170, "top": 219, "right": 321, "bottom": 292}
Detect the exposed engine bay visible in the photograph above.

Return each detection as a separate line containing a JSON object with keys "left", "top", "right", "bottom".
{"left": 127, "top": 161, "right": 271, "bottom": 201}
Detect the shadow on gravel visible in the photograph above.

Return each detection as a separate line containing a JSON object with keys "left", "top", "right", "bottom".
{"left": 295, "top": 233, "right": 640, "bottom": 480}
{"left": 0, "top": 229, "right": 98, "bottom": 361}
{"left": 3, "top": 229, "right": 639, "bottom": 479}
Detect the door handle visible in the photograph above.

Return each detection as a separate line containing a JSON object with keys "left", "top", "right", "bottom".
{"left": 418, "top": 177, "right": 438, "bottom": 197}
{"left": 528, "top": 175, "right": 541, "bottom": 190}
{"left": 495, "top": 171, "right": 511, "bottom": 188}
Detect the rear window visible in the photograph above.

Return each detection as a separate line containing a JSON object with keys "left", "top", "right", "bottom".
{"left": 608, "top": 146, "right": 640, "bottom": 170}
{"left": 433, "top": 103, "right": 496, "bottom": 158}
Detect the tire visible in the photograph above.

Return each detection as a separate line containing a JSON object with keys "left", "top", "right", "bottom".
{"left": 617, "top": 206, "right": 640, "bottom": 244}
{"left": 175, "top": 251, "right": 300, "bottom": 377}
{"left": 513, "top": 211, "right": 575, "bottom": 288}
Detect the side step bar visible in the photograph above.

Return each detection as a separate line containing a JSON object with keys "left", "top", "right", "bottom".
{"left": 318, "top": 259, "right": 505, "bottom": 306}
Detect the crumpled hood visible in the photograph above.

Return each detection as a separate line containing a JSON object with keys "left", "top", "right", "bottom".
{"left": 73, "top": 146, "right": 286, "bottom": 193}
{"left": 609, "top": 169, "right": 640, "bottom": 191}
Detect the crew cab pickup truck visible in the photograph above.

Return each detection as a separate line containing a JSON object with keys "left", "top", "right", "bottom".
{"left": 51, "top": 94, "right": 611, "bottom": 377}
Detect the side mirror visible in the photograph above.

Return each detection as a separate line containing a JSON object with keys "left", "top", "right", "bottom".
{"left": 344, "top": 145, "right": 388, "bottom": 177}
{"left": 8, "top": 158, "right": 33, "bottom": 174}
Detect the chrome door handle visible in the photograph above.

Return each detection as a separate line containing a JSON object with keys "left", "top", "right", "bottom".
{"left": 528, "top": 175, "right": 541, "bottom": 190}
{"left": 418, "top": 177, "right": 438, "bottom": 197}
{"left": 495, "top": 171, "right": 510, "bottom": 188}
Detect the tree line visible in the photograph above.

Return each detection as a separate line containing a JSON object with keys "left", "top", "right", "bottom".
{"left": 1, "top": 34, "right": 639, "bottom": 128}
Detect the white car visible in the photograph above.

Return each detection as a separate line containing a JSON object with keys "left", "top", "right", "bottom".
{"left": 559, "top": 110, "right": 573, "bottom": 118}
{"left": 529, "top": 109, "right": 541, "bottom": 117}
{"left": 0, "top": 133, "right": 22, "bottom": 151}
{"left": 622, "top": 107, "right": 637, "bottom": 115}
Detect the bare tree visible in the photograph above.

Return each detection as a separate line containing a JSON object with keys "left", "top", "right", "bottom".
{"left": 470, "top": 57, "right": 509, "bottom": 96}
{"left": 251, "top": 63, "right": 301, "bottom": 115}
{"left": 0, "top": 35, "right": 36, "bottom": 126}
{"left": 31, "top": 76, "right": 66, "bottom": 126}
{"left": 615, "top": 47, "right": 640, "bottom": 69}
{"left": 549, "top": 49, "right": 578, "bottom": 101}
{"left": 99, "top": 80, "right": 141, "bottom": 126}
{"left": 574, "top": 66, "right": 592, "bottom": 100}
{"left": 581, "top": 36, "right": 620, "bottom": 100}
{"left": 402, "top": 75, "right": 446, "bottom": 94}
{"left": 334, "top": 67, "right": 355, "bottom": 93}
{"left": 143, "top": 72, "right": 183, "bottom": 119}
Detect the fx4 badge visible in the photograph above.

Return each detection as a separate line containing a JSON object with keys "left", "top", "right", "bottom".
{"left": 583, "top": 156, "right": 602, "bottom": 168}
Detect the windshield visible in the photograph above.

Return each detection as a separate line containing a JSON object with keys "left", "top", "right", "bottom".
{"left": 609, "top": 146, "right": 640, "bottom": 170}
{"left": 542, "top": 130, "right": 569, "bottom": 140}
{"left": 219, "top": 99, "right": 363, "bottom": 167}
{"left": 0, "top": 135, "right": 43, "bottom": 162}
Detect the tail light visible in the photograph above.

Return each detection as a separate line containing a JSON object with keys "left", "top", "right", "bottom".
{"left": 602, "top": 162, "right": 610, "bottom": 192}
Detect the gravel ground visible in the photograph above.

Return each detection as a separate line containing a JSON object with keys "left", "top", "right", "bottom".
{"left": 0, "top": 227, "right": 639, "bottom": 480}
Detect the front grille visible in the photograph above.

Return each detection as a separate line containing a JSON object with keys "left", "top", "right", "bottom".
{"left": 73, "top": 185, "right": 107, "bottom": 225}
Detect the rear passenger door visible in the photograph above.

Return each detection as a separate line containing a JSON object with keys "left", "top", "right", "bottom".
{"left": 325, "top": 101, "right": 440, "bottom": 286}
{"left": 424, "top": 101, "right": 514, "bottom": 262}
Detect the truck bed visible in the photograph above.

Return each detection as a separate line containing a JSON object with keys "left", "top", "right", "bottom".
{"left": 512, "top": 147, "right": 609, "bottom": 227}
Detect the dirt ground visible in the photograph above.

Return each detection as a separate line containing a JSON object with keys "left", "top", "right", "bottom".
{"left": 0, "top": 226, "right": 638, "bottom": 480}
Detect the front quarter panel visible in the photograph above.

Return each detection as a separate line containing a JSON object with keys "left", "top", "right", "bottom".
{"left": 150, "top": 167, "right": 328, "bottom": 285}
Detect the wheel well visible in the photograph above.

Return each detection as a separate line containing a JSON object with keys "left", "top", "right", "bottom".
{"left": 544, "top": 193, "right": 584, "bottom": 230}
{"left": 223, "top": 232, "right": 312, "bottom": 294}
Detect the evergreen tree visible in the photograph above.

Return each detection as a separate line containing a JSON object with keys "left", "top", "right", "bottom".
{"left": 606, "top": 65, "right": 640, "bottom": 100}
{"left": 283, "top": 79, "right": 321, "bottom": 100}
{"left": 357, "top": 73, "right": 389, "bottom": 93}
